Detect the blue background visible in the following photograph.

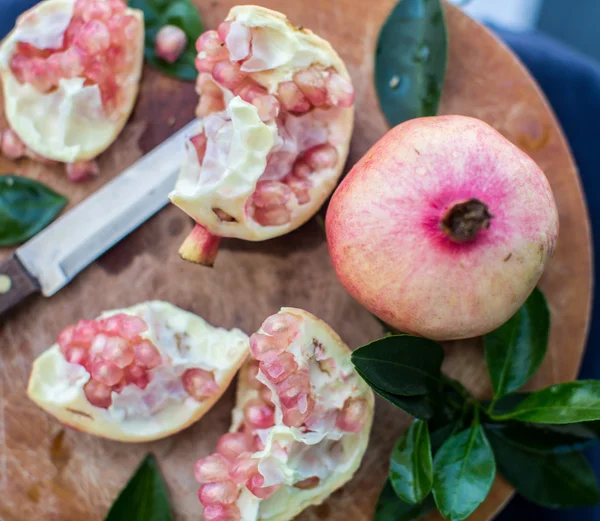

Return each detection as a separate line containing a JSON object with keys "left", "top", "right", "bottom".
{"left": 1, "top": 2, "right": 599, "bottom": 520}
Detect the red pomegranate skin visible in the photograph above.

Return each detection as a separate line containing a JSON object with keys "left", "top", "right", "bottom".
{"left": 326, "top": 115, "right": 559, "bottom": 340}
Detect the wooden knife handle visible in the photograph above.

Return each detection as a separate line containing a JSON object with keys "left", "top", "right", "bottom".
{"left": 0, "top": 255, "right": 40, "bottom": 317}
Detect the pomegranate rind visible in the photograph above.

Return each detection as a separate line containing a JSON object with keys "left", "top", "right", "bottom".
{"left": 226, "top": 308, "right": 374, "bottom": 521}
{"left": 169, "top": 5, "right": 354, "bottom": 242}
{"left": 27, "top": 301, "right": 249, "bottom": 442}
{"left": 326, "top": 115, "right": 560, "bottom": 340}
{"left": 0, "top": 0, "right": 144, "bottom": 163}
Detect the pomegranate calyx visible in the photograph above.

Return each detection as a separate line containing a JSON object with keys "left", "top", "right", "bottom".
{"left": 179, "top": 223, "right": 221, "bottom": 266}
{"left": 441, "top": 198, "right": 493, "bottom": 243}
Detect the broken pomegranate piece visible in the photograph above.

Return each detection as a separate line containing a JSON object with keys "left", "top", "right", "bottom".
{"left": 193, "top": 308, "right": 374, "bottom": 521}
{"left": 0, "top": 0, "right": 144, "bottom": 165}
{"left": 27, "top": 301, "right": 249, "bottom": 442}
{"left": 170, "top": 5, "right": 355, "bottom": 266}
{"left": 155, "top": 24, "right": 187, "bottom": 63}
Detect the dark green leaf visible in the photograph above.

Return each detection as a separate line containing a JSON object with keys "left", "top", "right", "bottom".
{"left": 432, "top": 424, "right": 496, "bottom": 521}
{"left": 484, "top": 288, "right": 550, "bottom": 398}
{"left": 430, "top": 420, "right": 461, "bottom": 454}
{"left": 491, "top": 381, "right": 600, "bottom": 424}
{"left": 374, "top": 0, "right": 448, "bottom": 126}
{"left": 355, "top": 366, "right": 436, "bottom": 420}
{"left": 483, "top": 392, "right": 528, "bottom": 416}
{"left": 374, "top": 480, "right": 435, "bottom": 521}
{"left": 351, "top": 335, "right": 444, "bottom": 396}
{"left": 105, "top": 453, "right": 173, "bottom": 521}
{"left": 129, "top": 0, "right": 203, "bottom": 80}
{"left": 483, "top": 420, "right": 600, "bottom": 454}
{"left": 486, "top": 428, "right": 600, "bottom": 508}
{"left": 0, "top": 175, "right": 67, "bottom": 246}
{"left": 390, "top": 420, "right": 433, "bottom": 504}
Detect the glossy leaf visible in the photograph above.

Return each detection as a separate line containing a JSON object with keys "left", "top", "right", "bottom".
{"left": 432, "top": 425, "right": 496, "bottom": 521}
{"left": 374, "top": 0, "right": 448, "bottom": 127}
{"left": 105, "top": 454, "right": 173, "bottom": 521}
{"left": 351, "top": 335, "right": 444, "bottom": 396}
{"left": 491, "top": 381, "right": 600, "bottom": 424}
{"left": 129, "top": 0, "right": 203, "bottom": 80}
{"left": 390, "top": 420, "right": 433, "bottom": 504}
{"left": 484, "top": 420, "right": 600, "bottom": 454}
{"left": 0, "top": 175, "right": 67, "bottom": 246}
{"left": 484, "top": 288, "right": 550, "bottom": 398}
{"left": 374, "top": 480, "right": 435, "bottom": 521}
{"left": 486, "top": 428, "right": 600, "bottom": 508}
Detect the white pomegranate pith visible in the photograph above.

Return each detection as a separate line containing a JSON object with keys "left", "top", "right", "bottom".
{"left": 194, "top": 308, "right": 374, "bottom": 521}
{"left": 27, "top": 301, "right": 249, "bottom": 442}
{"left": 169, "top": 6, "right": 355, "bottom": 266}
{"left": 0, "top": 0, "right": 144, "bottom": 164}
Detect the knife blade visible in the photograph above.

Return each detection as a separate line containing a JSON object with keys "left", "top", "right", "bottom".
{"left": 0, "top": 119, "right": 199, "bottom": 316}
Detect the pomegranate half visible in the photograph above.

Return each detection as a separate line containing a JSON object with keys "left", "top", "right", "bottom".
{"left": 326, "top": 116, "right": 559, "bottom": 341}
{"left": 0, "top": 0, "right": 144, "bottom": 164}
{"left": 193, "top": 308, "right": 374, "bottom": 521}
{"left": 27, "top": 301, "right": 249, "bottom": 442}
{"left": 169, "top": 6, "right": 355, "bottom": 266}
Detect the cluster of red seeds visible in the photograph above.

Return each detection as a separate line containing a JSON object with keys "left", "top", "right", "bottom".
{"left": 193, "top": 312, "right": 369, "bottom": 521}
{"left": 57, "top": 313, "right": 218, "bottom": 409}
{"left": 190, "top": 21, "right": 354, "bottom": 227}
{"left": 9, "top": 0, "right": 138, "bottom": 114}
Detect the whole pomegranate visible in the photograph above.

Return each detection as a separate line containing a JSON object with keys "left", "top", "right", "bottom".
{"left": 169, "top": 5, "right": 355, "bottom": 266}
{"left": 326, "top": 116, "right": 559, "bottom": 341}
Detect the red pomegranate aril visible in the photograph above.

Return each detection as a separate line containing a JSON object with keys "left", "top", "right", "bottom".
{"left": 84, "top": 379, "right": 112, "bottom": 408}
{"left": 260, "top": 352, "right": 297, "bottom": 384}
{"left": 217, "top": 22, "right": 232, "bottom": 43}
{"left": 194, "top": 453, "right": 231, "bottom": 484}
{"left": 75, "top": 21, "right": 111, "bottom": 53}
{"left": 292, "top": 160, "right": 312, "bottom": 179}
{"left": 294, "top": 476, "right": 320, "bottom": 489}
{"left": 195, "top": 56, "right": 216, "bottom": 73}
{"left": 249, "top": 333, "right": 286, "bottom": 361}
{"left": 294, "top": 67, "right": 328, "bottom": 106}
{"left": 252, "top": 95, "right": 280, "bottom": 122}
{"left": 336, "top": 398, "right": 368, "bottom": 432}
{"left": 229, "top": 455, "right": 258, "bottom": 484}
{"left": 133, "top": 340, "right": 162, "bottom": 369}
{"left": 303, "top": 144, "right": 338, "bottom": 170}
{"left": 102, "top": 337, "right": 134, "bottom": 368}
{"left": 212, "top": 61, "right": 246, "bottom": 90}
{"left": 155, "top": 25, "right": 187, "bottom": 63}
{"left": 66, "top": 160, "right": 99, "bottom": 183}
{"left": 276, "top": 372, "right": 311, "bottom": 408}
{"left": 285, "top": 175, "right": 312, "bottom": 204}
{"left": 1, "top": 129, "right": 27, "bottom": 159}
{"left": 64, "top": 346, "right": 88, "bottom": 365}
{"left": 91, "top": 359, "right": 125, "bottom": 386}
{"left": 277, "top": 81, "right": 311, "bottom": 113}
{"left": 253, "top": 206, "right": 292, "bottom": 227}
{"left": 246, "top": 472, "right": 280, "bottom": 499}
{"left": 125, "top": 364, "right": 150, "bottom": 390}
{"left": 198, "top": 480, "right": 239, "bottom": 506}
{"left": 57, "top": 324, "right": 76, "bottom": 351}
{"left": 119, "top": 315, "right": 148, "bottom": 339}
{"left": 190, "top": 133, "right": 208, "bottom": 164}
{"left": 83, "top": 1, "right": 112, "bottom": 22}
{"left": 196, "top": 94, "right": 226, "bottom": 118}
{"left": 252, "top": 181, "right": 293, "bottom": 209}
{"left": 282, "top": 401, "right": 313, "bottom": 427}
{"left": 182, "top": 368, "right": 219, "bottom": 400}
{"left": 243, "top": 399, "right": 275, "bottom": 429}
{"left": 196, "top": 30, "right": 228, "bottom": 60}
{"left": 203, "top": 503, "right": 241, "bottom": 521}
{"left": 325, "top": 71, "right": 355, "bottom": 107}
{"left": 217, "top": 432, "right": 255, "bottom": 461}
{"left": 261, "top": 312, "right": 300, "bottom": 343}
{"left": 235, "top": 81, "right": 268, "bottom": 104}
{"left": 73, "top": 320, "right": 98, "bottom": 346}
{"left": 196, "top": 73, "right": 221, "bottom": 95}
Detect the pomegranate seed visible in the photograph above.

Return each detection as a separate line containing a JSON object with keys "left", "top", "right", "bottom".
{"left": 235, "top": 81, "right": 268, "bottom": 103}
{"left": 83, "top": 1, "right": 112, "bottom": 22}
{"left": 303, "top": 144, "right": 338, "bottom": 170}
{"left": 277, "top": 81, "right": 311, "bottom": 113}
{"left": 66, "top": 160, "right": 99, "bottom": 182}
{"left": 282, "top": 399, "right": 314, "bottom": 427}
{"left": 253, "top": 206, "right": 292, "bottom": 226}
{"left": 294, "top": 476, "right": 320, "bottom": 489}
{"left": 182, "top": 368, "right": 219, "bottom": 400}
{"left": 63, "top": 346, "right": 88, "bottom": 365}
{"left": 84, "top": 379, "right": 112, "bottom": 408}
{"left": 194, "top": 453, "right": 231, "bottom": 483}
{"left": 260, "top": 387, "right": 272, "bottom": 403}
{"left": 125, "top": 364, "right": 150, "bottom": 389}
{"left": 198, "top": 480, "right": 239, "bottom": 506}
{"left": 75, "top": 20, "right": 111, "bottom": 53}
{"left": 249, "top": 333, "right": 286, "bottom": 361}
{"left": 243, "top": 399, "right": 275, "bottom": 430}
{"left": 195, "top": 56, "right": 216, "bottom": 73}
{"left": 73, "top": 320, "right": 98, "bottom": 346}
{"left": 119, "top": 315, "right": 147, "bottom": 339}
{"left": 325, "top": 71, "right": 355, "bottom": 107}
{"left": 203, "top": 503, "right": 241, "bottom": 521}
{"left": 0, "top": 129, "right": 26, "bottom": 160}
{"left": 102, "top": 337, "right": 134, "bottom": 368}
{"left": 217, "top": 22, "right": 232, "bottom": 43}
{"left": 260, "top": 353, "right": 298, "bottom": 384}
{"left": 90, "top": 334, "right": 108, "bottom": 357}
{"left": 252, "top": 95, "right": 280, "bottom": 121}
{"left": 261, "top": 313, "right": 300, "bottom": 343}
{"left": 276, "top": 372, "right": 311, "bottom": 408}
{"left": 133, "top": 340, "right": 162, "bottom": 369}
{"left": 155, "top": 25, "right": 188, "bottom": 63}
{"left": 91, "top": 359, "right": 124, "bottom": 386}
{"left": 292, "top": 160, "right": 312, "bottom": 179}
{"left": 246, "top": 472, "right": 280, "bottom": 499}
{"left": 212, "top": 61, "right": 246, "bottom": 90}
{"left": 196, "top": 73, "right": 221, "bottom": 95}
{"left": 252, "top": 181, "right": 293, "bottom": 209}
{"left": 294, "top": 67, "right": 328, "bottom": 106}
{"left": 57, "top": 324, "right": 76, "bottom": 351}
{"left": 196, "top": 94, "right": 225, "bottom": 118}
{"left": 217, "top": 432, "right": 255, "bottom": 462}
{"left": 190, "top": 133, "right": 208, "bottom": 164}
{"left": 229, "top": 455, "right": 258, "bottom": 484}
{"left": 285, "top": 174, "right": 312, "bottom": 204}
{"left": 336, "top": 398, "right": 369, "bottom": 432}
{"left": 196, "top": 30, "right": 228, "bottom": 60}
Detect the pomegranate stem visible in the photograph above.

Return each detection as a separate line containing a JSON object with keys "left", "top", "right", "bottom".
{"left": 179, "top": 223, "right": 221, "bottom": 266}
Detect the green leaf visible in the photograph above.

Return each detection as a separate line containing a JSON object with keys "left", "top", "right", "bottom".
{"left": 432, "top": 424, "right": 496, "bottom": 521}
{"left": 354, "top": 366, "right": 436, "bottom": 420}
{"left": 0, "top": 176, "right": 67, "bottom": 246}
{"left": 491, "top": 381, "right": 600, "bottom": 424}
{"left": 105, "top": 454, "right": 173, "bottom": 521}
{"left": 129, "top": 0, "right": 203, "bottom": 80}
{"left": 351, "top": 335, "right": 444, "bottom": 396}
{"left": 484, "top": 288, "right": 550, "bottom": 398}
{"left": 484, "top": 420, "right": 600, "bottom": 454}
{"left": 390, "top": 420, "right": 433, "bottom": 504}
{"left": 374, "top": 0, "right": 448, "bottom": 127}
{"left": 374, "top": 480, "right": 435, "bottom": 521}
{"left": 483, "top": 392, "right": 528, "bottom": 416}
{"left": 486, "top": 428, "right": 600, "bottom": 508}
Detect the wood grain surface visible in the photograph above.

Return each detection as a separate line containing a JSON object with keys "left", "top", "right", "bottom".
{"left": 0, "top": 2, "right": 592, "bottom": 521}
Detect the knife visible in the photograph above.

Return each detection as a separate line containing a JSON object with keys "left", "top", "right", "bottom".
{"left": 0, "top": 119, "right": 199, "bottom": 317}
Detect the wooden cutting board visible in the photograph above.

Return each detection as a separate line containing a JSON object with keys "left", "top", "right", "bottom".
{"left": 0, "top": 2, "right": 592, "bottom": 521}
